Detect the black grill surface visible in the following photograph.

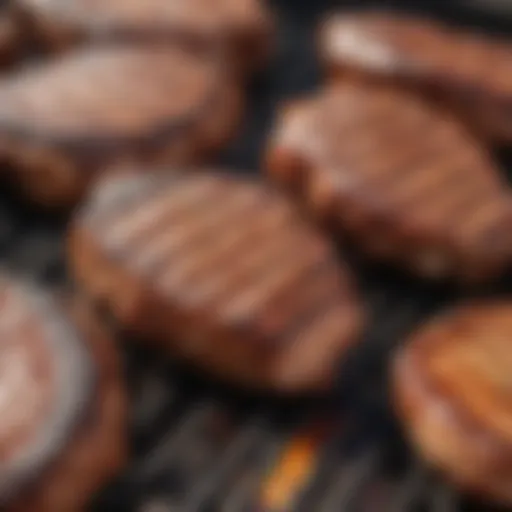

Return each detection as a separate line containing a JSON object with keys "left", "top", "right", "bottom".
{"left": 1, "top": 0, "right": 511, "bottom": 510}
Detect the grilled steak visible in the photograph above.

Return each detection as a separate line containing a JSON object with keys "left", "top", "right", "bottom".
{"left": 14, "top": 0, "right": 274, "bottom": 75}
{"left": 266, "top": 83, "right": 512, "bottom": 283}
{"left": 0, "top": 43, "right": 242, "bottom": 208}
{"left": 0, "top": 276, "right": 126, "bottom": 512}
{"left": 319, "top": 11, "right": 512, "bottom": 144}
{"left": 68, "top": 170, "right": 363, "bottom": 393}
{"left": 393, "top": 301, "right": 512, "bottom": 505}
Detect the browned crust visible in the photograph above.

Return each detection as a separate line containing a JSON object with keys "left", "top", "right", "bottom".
{"left": 317, "top": 12, "right": 512, "bottom": 145}
{"left": 8, "top": 298, "right": 127, "bottom": 512}
{"left": 392, "top": 305, "right": 512, "bottom": 505}
{"left": 0, "top": 75, "right": 243, "bottom": 209}
{"left": 68, "top": 210, "right": 363, "bottom": 394}
{"left": 265, "top": 92, "right": 512, "bottom": 284}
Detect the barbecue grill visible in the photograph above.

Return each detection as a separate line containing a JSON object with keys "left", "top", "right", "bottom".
{"left": 1, "top": 0, "right": 511, "bottom": 510}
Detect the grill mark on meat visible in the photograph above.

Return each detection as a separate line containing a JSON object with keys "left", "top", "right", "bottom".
{"left": 471, "top": 210, "right": 512, "bottom": 255}
{"left": 132, "top": 197, "right": 282, "bottom": 283}
{"left": 279, "top": 88, "right": 401, "bottom": 169}
{"left": 217, "top": 245, "right": 328, "bottom": 326}
{"left": 237, "top": 260, "right": 332, "bottom": 332}
{"left": 135, "top": 199, "right": 293, "bottom": 280}
{"left": 403, "top": 176, "right": 496, "bottom": 243}
{"left": 442, "top": 174, "right": 499, "bottom": 229}
{"left": 175, "top": 228, "right": 315, "bottom": 310}
{"left": 456, "top": 200, "right": 511, "bottom": 245}
{"left": 255, "top": 265, "right": 344, "bottom": 341}
{"left": 161, "top": 227, "right": 325, "bottom": 310}
{"left": 81, "top": 172, "right": 166, "bottom": 225}
{"left": 332, "top": 111, "right": 423, "bottom": 171}
{"left": 283, "top": 303, "right": 350, "bottom": 351}
{"left": 95, "top": 174, "right": 331, "bottom": 315}
{"left": 310, "top": 88, "right": 458, "bottom": 191}
{"left": 132, "top": 185, "right": 265, "bottom": 266}
{"left": 99, "top": 177, "right": 224, "bottom": 252}
{"left": 356, "top": 118, "right": 455, "bottom": 186}
{"left": 309, "top": 90, "right": 474, "bottom": 212}
{"left": 368, "top": 129, "right": 457, "bottom": 193}
{"left": 386, "top": 147, "right": 473, "bottom": 207}
{"left": 275, "top": 306, "right": 359, "bottom": 388}
{"left": 313, "top": 90, "right": 401, "bottom": 162}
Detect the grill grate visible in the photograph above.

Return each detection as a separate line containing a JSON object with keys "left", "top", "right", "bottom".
{"left": 0, "top": 0, "right": 511, "bottom": 510}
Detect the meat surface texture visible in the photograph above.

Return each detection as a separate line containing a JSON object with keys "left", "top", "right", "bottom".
{"left": 319, "top": 11, "right": 512, "bottom": 144}
{"left": 0, "top": 43, "right": 243, "bottom": 208}
{"left": 393, "top": 301, "right": 512, "bottom": 505}
{"left": 266, "top": 83, "right": 512, "bottom": 283}
{"left": 14, "top": 0, "right": 274, "bottom": 75}
{"left": 0, "top": 277, "right": 126, "bottom": 512}
{"left": 68, "top": 170, "right": 363, "bottom": 393}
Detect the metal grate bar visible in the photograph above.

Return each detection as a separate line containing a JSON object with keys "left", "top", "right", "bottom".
{"left": 357, "top": 479, "right": 399, "bottom": 512}
{"left": 131, "top": 374, "right": 176, "bottom": 431}
{"left": 222, "top": 473, "right": 259, "bottom": 512}
{"left": 130, "top": 370, "right": 178, "bottom": 454}
{"left": 318, "top": 447, "right": 383, "bottom": 512}
{"left": 183, "top": 414, "right": 272, "bottom": 511}
{"left": 429, "top": 482, "right": 460, "bottom": 512}
{"left": 136, "top": 403, "right": 222, "bottom": 482}
{"left": 390, "top": 463, "right": 429, "bottom": 512}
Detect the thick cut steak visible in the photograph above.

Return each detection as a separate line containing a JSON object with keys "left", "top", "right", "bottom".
{"left": 393, "top": 301, "right": 512, "bottom": 505}
{"left": 69, "top": 171, "right": 364, "bottom": 393}
{"left": 0, "top": 43, "right": 242, "bottom": 208}
{"left": 0, "top": 277, "right": 126, "bottom": 512}
{"left": 266, "top": 83, "right": 512, "bottom": 283}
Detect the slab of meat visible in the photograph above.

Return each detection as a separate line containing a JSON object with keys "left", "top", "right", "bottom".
{"left": 68, "top": 170, "right": 364, "bottom": 393}
{"left": 393, "top": 301, "right": 512, "bottom": 505}
{"left": 266, "top": 83, "right": 512, "bottom": 284}
{"left": 319, "top": 11, "right": 512, "bottom": 145}
{"left": 0, "top": 276, "right": 126, "bottom": 512}
{"left": 14, "top": 0, "right": 274, "bottom": 75}
{"left": 0, "top": 43, "right": 243, "bottom": 208}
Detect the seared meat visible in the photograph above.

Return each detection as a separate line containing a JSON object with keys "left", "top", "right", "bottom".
{"left": 0, "top": 43, "right": 243, "bottom": 208}
{"left": 319, "top": 11, "right": 512, "bottom": 144}
{"left": 393, "top": 301, "right": 512, "bottom": 505}
{"left": 14, "top": 0, "right": 274, "bottom": 75}
{"left": 68, "top": 170, "right": 363, "bottom": 393}
{"left": 0, "top": 276, "right": 126, "bottom": 512}
{"left": 266, "top": 83, "right": 512, "bottom": 283}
